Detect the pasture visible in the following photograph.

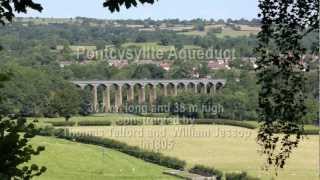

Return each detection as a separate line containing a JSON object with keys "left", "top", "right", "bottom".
{"left": 29, "top": 136, "right": 177, "bottom": 180}
{"left": 179, "top": 25, "right": 260, "bottom": 38}
{"left": 67, "top": 124, "right": 319, "bottom": 180}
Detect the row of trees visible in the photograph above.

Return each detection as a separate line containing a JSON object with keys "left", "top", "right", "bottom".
{"left": 1, "top": 60, "right": 317, "bottom": 124}
{"left": 0, "top": 63, "right": 81, "bottom": 120}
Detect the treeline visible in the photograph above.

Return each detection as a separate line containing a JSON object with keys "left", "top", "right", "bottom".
{"left": 0, "top": 63, "right": 82, "bottom": 119}
{"left": 0, "top": 62, "right": 317, "bottom": 124}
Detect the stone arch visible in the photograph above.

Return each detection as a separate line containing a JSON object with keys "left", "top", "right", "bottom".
{"left": 197, "top": 82, "right": 206, "bottom": 94}
{"left": 166, "top": 83, "right": 177, "bottom": 96}
{"left": 157, "top": 83, "right": 167, "bottom": 97}
{"left": 207, "top": 82, "right": 215, "bottom": 94}
{"left": 122, "top": 83, "right": 133, "bottom": 103}
{"left": 187, "top": 82, "right": 197, "bottom": 93}
{"left": 177, "top": 82, "right": 187, "bottom": 93}
{"left": 216, "top": 82, "right": 224, "bottom": 92}
{"left": 75, "top": 84, "right": 85, "bottom": 90}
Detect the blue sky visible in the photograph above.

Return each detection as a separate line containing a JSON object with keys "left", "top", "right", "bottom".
{"left": 21, "top": 0, "right": 259, "bottom": 20}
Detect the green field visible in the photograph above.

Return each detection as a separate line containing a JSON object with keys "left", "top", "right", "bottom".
{"left": 32, "top": 114, "right": 319, "bottom": 132}
{"left": 68, "top": 125, "right": 319, "bottom": 180}
{"left": 179, "top": 26, "right": 259, "bottom": 38}
{"left": 122, "top": 42, "right": 202, "bottom": 50}
{"left": 29, "top": 136, "right": 177, "bottom": 180}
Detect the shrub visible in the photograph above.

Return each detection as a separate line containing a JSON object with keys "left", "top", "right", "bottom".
{"left": 179, "top": 118, "right": 195, "bottom": 125}
{"left": 163, "top": 119, "right": 173, "bottom": 125}
{"left": 38, "top": 125, "right": 65, "bottom": 137}
{"left": 48, "top": 121, "right": 75, "bottom": 127}
{"left": 140, "top": 113, "right": 170, "bottom": 118}
{"left": 211, "top": 119, "right": 257, "bottom": 129}
{"left": 193, "top": 119, "right": 215, "bottom": 124}
{"left": 225, "top": 172, "right": 260, "bottom": 180}
{"left": 115, "top": 119, "right": 143, "bottom": 126}
{"left": 78, "top": 121, "right": 111, "bottom": 126}
{"left": 151, "top": 118, "right": 173, "bottom": 125}
{"left": 189, "top": 165, "right": 223, "bottom": 180}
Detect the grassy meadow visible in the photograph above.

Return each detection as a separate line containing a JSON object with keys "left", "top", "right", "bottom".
{"left": 67, "top": 124, "right": 319, "bottom": 180}
{"left": 29, "top": 136, "right": 177, "bottom": 180}
{"left": 179, "top": 25, "right": 260, "bottom": 38}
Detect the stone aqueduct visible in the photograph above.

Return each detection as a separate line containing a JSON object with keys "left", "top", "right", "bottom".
{"left": 71, "top": 79, "right": 226, "bottom": 112}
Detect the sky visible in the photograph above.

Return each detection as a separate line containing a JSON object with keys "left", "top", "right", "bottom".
{"left": 20, "top": 0, "right": 259, "bottom": 20}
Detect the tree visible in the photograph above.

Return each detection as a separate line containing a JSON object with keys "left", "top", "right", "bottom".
{"left": 132, "top": 64, "right": 165, "bottom": 79}
{"left": 0, "top": 73, "right": 46, "bottom": 179}
{"left": 103, "top": 0, "right": 156, "bottom": 12}
{"left": 159, "top": 35, "right": 170, "bottom": 46}
{"left": 195, "top": 21, "right": 205, "bottom": 32}
{"left": 49, "top": 84, "right": 81, "bottom": 121}
{"left": 170, "top": 62, "right": 193, "bottom": 79}
{"left": 0, "top": 2, "right": 47, "bottom": 178}
{"left": 256, "top": 0, "right": 319, "bottom": 173}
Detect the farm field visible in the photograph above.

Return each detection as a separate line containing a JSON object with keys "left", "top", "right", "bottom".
{"left": 31, "top": 114, "right": 319, "bottom": 132}
{"left": 179, "top": 26, "right": 260, "bottom": 38}
{"left": 121, "top": 42, "right": 202, "bottom": 50}
{"left": 67, "top": 124, "right": 319, "bottom": 180}
{"left": 29, "top": 136, "right": 178, "bottom": 180}
{"left": 216, "top": 27, "right": 258, "bottom": 38}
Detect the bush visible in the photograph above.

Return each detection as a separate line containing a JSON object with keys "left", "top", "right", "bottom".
{"left": 225, "top": 172, "right": 260, "bottom": 180}
{"left": 38, "top": 125, "right": 65, "bottom": 137}
{"left": 151, "top": 118, "right": 174, "bottom": 125}
{"left": 139, "top": 113, "right": 170, "bottom": 118}
{"left": 211, "top": 119, "right": 257, "bottom": 129}
{"left": 179, "top": 118, "right": 195, "bottom": 125}
{"left": 78, "top": 121, "right": 111, "bottom": 126}
{"left": 115, "top": 119, "right": 143, "bottom": 126}
{"left": 189, "top": 165, "right": 223, "bottom": 180}
{"left": 48, "top": 121, "right": 76, "bottom": 127}
{"left": 193, "top": 119, "right": 215, "bottom": 124}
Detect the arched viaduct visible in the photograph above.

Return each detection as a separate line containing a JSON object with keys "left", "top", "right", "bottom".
{"left": 71, "top": 79, "right": 226, "bottom": 113}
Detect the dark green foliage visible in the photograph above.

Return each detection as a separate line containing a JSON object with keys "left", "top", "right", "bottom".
{"left": 225, "top": 172, "right": 260, "bottom": 180}
{"left": 0, "top": 115, "right": 47, "bottom": 179}
{"left": 0, "top": 64, "right": 81, "bottom": 119}
{"left": 38, "top": 125, "right": 64, "bottom": 137}
{"left": 48, "top": 83, "right": 81, "bottom": 121}
{"left": 115, "top": 119, "right": 143, "bottom": 126}
{"left": 78, "top": 120, "right": 111, "bottom": 126}
{"left": 194, "top": 119, "right": 258, "bottom": 129}
{"left": 103, "top": 0, "right": 156, "bottom": 12}
{"left": 48, "top": 120, "right": 112, "bottom": 127}
{"left": 0, "top": 69, "right": 46, "bottom": 179}
{"left": 47, "top": 121, "right": 76, "bottom": 127}
{"left": 131, "top": 64, "right": 165, "bottom": 79}
{"left": 0, "top": 0, "right": 43, "bottom": 25}
{"left": 189, "top": 165, "right": 223, "bottom": 180}
{"left": 256, "top": 0, "right": 319, "bottom": 172}
{"left": 0, "top": 1, "right": 47, "bottom": 178}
